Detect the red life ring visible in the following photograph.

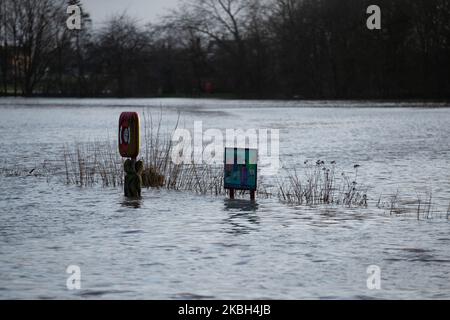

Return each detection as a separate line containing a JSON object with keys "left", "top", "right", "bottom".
{"left": 118, "top": 112, "right": 140, "bottom": 158}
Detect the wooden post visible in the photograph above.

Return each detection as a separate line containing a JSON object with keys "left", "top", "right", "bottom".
{"left": 250, "top": 190, "right": 256, "bottom": 201}
{"left": 229, "top": 189, "right": 235, "bottom": 199}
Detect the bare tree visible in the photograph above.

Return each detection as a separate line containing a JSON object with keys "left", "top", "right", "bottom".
{"left": 3, "top": 0, "right": 68, "bottom": 95}
{"left": 95, "top": 13, "right": 150, "bottom": 97}
{"left": 0, "top": 0, "right": 449, "bottom": 98}
{"left": 168, "top": 0, "right": 260, "bottom": 94}
{"left": 0, "top": 0, "right": 5, "bottom": 94}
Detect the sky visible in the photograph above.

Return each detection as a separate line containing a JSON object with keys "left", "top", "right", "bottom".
{"left": 82, "top": 0, "right": 181, "bottom": 27}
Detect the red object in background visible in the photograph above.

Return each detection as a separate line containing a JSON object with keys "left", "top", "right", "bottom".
{"left": 204, "top": 81, "right": 214, "bottom": 94}
{"left": 118, "top": 112, "right": 140, "bottom": 159}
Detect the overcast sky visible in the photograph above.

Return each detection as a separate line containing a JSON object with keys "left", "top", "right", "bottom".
{"left": 82, "top": 0, "right": 181, "bottom": 26}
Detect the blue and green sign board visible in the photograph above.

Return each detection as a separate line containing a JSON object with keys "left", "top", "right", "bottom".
{"left": 224, "top": 148, "right": 257, "bottom": 191}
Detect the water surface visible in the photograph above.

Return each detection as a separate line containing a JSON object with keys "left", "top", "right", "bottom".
{"left": 0, "top": 98, "right": 449, "bottom": 299}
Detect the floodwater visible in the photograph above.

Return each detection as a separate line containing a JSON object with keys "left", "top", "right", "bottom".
{"left": 0, "top": 98, "right": 449, "bottom": 299}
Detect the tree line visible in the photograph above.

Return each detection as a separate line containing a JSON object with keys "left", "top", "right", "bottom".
{"left": 0, "top": 0, "right": 449, "bottom": 99}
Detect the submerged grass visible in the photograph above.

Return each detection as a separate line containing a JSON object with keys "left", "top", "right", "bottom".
{"left": 375, "top": 190, "right": 449, "bottom": 220}
{"left": 1, "top": 110, "right": 448, "bottom": 214}
{"left": 63, "top": 141, "right": 124, "bottom": 187}
{"left": 53, "top": 111, "right": 371, "bottom": 207}
{"left": 277, "top": 161, "right": 368, "bottom": 207}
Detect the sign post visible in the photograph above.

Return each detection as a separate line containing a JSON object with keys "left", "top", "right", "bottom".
{"left": 224, "top": 148, "right": 257, "bottom": 201}
{"left": 119, "top": 112, "right": 142, "bottom": 198}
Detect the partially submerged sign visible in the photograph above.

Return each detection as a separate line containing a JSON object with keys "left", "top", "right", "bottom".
{"left": 224, "top": 148, "right": 257, "bottom": 191}
{"left": 119, "top": 112, "right": 140, "bottom": 158}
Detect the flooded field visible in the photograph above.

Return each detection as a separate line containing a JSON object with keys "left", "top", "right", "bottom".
{"left": 0, "top": 98, "right": 449, "bottom": 299}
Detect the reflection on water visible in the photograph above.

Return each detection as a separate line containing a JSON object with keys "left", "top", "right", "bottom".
{"left": 224, "top": 199, "right": 259, "bottom": 212}
{"left": 0, "top": 99, "right": 450, "bottom": 299}
{"left": 120, "top": 198, "right": 142, "bottom": 209}
{"left": 223, "top": 199, "right": 260, "bottom": 235}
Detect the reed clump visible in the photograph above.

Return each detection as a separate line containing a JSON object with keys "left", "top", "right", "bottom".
{"left": 62, "top": 141, "right": 123, "bottom": 187}
{"left": 140, "top": 110, "right": 226, "bottom": 195}
{"left": 142, "top": 166, "right": 165, "bottom": 188}
{"left": 277, "top": 160, "right": 368, "bottom": 207}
